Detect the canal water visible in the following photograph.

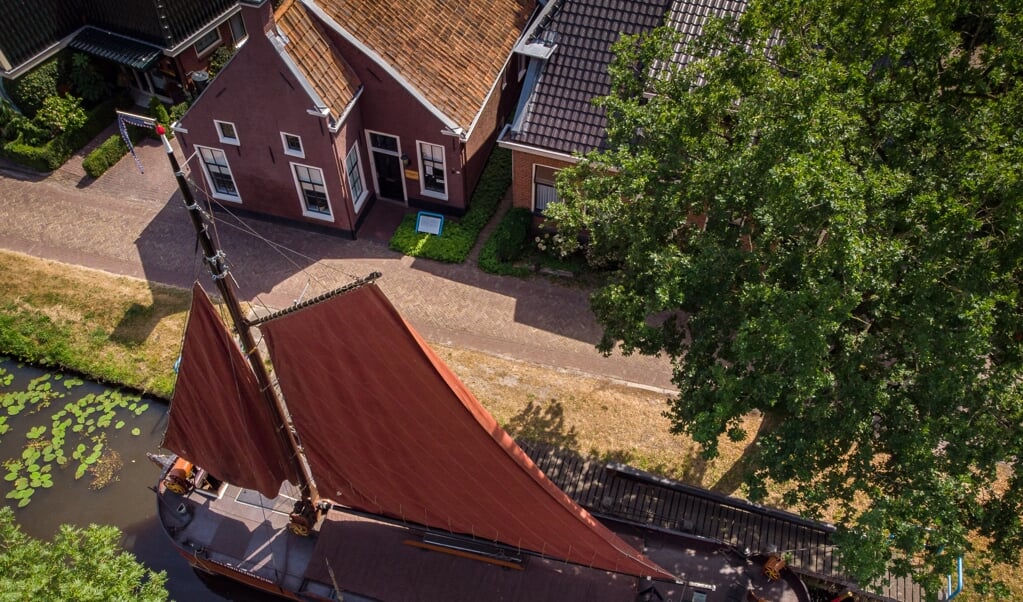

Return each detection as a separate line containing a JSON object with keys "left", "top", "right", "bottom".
{"left": 0, "top": 358, "right": 280, "bottom": 601}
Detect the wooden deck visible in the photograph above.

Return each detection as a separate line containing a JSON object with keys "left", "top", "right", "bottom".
{"left": 519, "top": 442, "right": 924, "bottom": 602}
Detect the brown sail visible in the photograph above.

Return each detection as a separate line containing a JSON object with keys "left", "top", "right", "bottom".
{"left": 261, "top": 283, "right": 674, "bottom": 580}
{"left": 162, "top": 283, "right": 293, "bottom": 499}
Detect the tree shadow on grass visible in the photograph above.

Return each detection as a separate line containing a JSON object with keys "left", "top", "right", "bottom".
{"left": 504, "top": 398, "right": 579, "bottom": 452}
{"left": 710, "top": 410, "right": 781, "bottom": 496}
{"left": 108, "top": 285, "right": 190, "bottom": 346}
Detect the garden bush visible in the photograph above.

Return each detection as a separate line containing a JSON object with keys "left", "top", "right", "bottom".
{"left": 82, "top": 134, "right": 128, "bottom": 177}
{"left": 7, "top": 56, "right": 62, "bottom": 117}
{"left": 478, "top": 207, "right": 533, "bottom": 276}
{"left": 1, "top": 98, "right": 117, "bottom": 172}
{"left": 389, "top": 147, "right": 512, "bottom": 262}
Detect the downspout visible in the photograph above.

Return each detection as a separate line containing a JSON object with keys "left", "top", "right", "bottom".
{"left": 945, "top": 556, "right": 963, "bottom": 600}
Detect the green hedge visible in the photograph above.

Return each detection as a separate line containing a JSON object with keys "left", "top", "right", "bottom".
{"left": 389, "top": 147, "right": 511, "bottom": 263}
{"left": 478, "top": 207, "right": 533, "bottom": 276}
{"left": 82, "top": 134, "right": 128, "bottom": 177}
{"left": 1, "top": 98, "right": 117, "bottom": 171}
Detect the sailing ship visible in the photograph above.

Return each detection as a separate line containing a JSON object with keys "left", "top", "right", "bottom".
{"left": 150, "top": 125, "right": 811, "bottom": 601}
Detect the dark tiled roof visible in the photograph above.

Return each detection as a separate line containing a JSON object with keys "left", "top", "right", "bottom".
{"left": 504, "top": 0, "right": 671, "bottom": 156}
{"left": 1, "top": 0, "right": 240, "bottom": 75}
{"left": 505, "top": 0, "right": 749, "bottom": 157}
{"left": 314, "top": 0, "right": 537, "bottom": 132}
{"left": 84, "top": 0, "right": 239, "bottom": 48}
{"left": 0, "top": 0, "right": 80, "bottom": 69}
{"left": 662, "top": 0, "right": 748, "bottom": 67}
{"left": 68, "top": 27, "right": 163, "bottom": 70}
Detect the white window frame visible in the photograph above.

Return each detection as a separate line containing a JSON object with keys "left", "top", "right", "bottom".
{"left": 229, "top": 13, "right": 248, "bottom": 45}
{"left": 345, "top": 146, "right": 369, "bottom": 212}
{"left": 281, "top": 132, "right": 303, "bottom": 158}
{"left": 195, "top": 145, "right": 241, "bottom": 203}
{"left": 532, "top": 164, "right": 560, "bottom": 214}
{"left": 194, "top": 28, "right": 222, "bottom": 58}
{"left": 417, "top": 140, "right": 447, "bottom": 201}
{"left": 291, "top": 162, "right": 333, "bottom": 221}
{"left": 215, "top": 120, "right": 239, "bottom": 146}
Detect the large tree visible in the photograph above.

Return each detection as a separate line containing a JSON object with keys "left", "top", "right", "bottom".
{"left": 0, "top": 507, "right": 168, "bottom": 601}
{"left": 546, "top": 0, "right": 1022, "bottom": 593}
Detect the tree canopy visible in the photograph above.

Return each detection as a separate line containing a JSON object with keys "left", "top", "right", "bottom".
{"left": 0, "top": 507, "right": 168, "bottom": 601}
{"left": 546, "top": 0, "right": 1022, "bottom": 593}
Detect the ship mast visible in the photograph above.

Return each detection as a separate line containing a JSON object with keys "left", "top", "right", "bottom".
{"left": 158, "top": 126, "right": 321, "bottom": 535}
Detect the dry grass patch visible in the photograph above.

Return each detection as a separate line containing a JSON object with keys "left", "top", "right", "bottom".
{"left": 0, "top": 250, "right": 187, "bottom": 396}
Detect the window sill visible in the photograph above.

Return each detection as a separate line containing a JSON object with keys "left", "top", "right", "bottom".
{"left": 302, "top": 210, "right": 335, "bottom": 222}
{"left": 210, "top": 192, "right": 242, "bottom": 203}
{"left": 420, "top": 189, "right": 448, "bottom": 202}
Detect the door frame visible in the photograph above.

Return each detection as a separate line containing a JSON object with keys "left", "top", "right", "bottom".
{"left": 365, "top": 129, "right": 407, "bottom": 203}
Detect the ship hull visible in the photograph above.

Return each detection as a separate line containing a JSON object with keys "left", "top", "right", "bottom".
{"left": 153, "top": 457, "right": 811, "bottom": 602}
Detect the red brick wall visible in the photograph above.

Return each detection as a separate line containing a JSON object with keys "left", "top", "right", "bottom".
{"left": 510, "top": 151, "right": 575, "bottom": 211}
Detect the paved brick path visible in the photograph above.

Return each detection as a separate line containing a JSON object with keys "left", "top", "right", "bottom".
{"left": 0, "top": 136, "right": 674, "bottom": 391}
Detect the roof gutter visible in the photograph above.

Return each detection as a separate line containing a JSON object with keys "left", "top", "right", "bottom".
{"left": 496, "top": 124, "right": 580, "bottom": 164}
{"left": 163, "top": 5, "right": 243, "bottom": 57}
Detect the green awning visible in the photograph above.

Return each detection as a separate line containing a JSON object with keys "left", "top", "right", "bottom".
{"left": 69, "top": 27, "right": 162, "bottom": 70}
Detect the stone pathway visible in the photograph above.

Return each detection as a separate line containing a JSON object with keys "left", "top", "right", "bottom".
{"left": 0, "top": 131, "right": 675, "bottom": 392}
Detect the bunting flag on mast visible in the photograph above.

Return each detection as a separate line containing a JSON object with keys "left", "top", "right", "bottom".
{"left": 115, "top": 111, "right": 157, "bottom": 174}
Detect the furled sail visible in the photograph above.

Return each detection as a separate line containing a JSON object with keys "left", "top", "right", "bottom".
{"left": 163, "top": 283, "right": 294, "bottom": 499}
{"left": 260, "top": 283, "right": 673, "bottom": 580}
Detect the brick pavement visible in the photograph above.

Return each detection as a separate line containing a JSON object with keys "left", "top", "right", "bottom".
{"left": 0, "top": 136, "right": 675, "bottom": 392}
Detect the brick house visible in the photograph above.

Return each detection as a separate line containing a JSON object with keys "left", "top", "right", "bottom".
{"left": 0, "top": 0, "right": 256, "bottom": 105}
{"left": 497, "top": 0, "right": 747, "bottom": 227}
{"left": 175, "top": 0, "right": 537, "bottom": 238}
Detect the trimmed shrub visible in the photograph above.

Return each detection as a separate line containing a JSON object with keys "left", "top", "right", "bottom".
{"left": 7, "top": 56, "right": 61, "bottom": 117}
{"left": 389, "top": 147, "right": 512, "bottom": 263}
{"left": 82, "top": 133, "right": 128, "bottom": 177}
{"left": 1, "top": 98, "right": 117, "bottom": 172}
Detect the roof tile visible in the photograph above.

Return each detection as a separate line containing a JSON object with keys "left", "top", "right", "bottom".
{"left": 276, "top": 0, "right": 362, "bottom": 119}
{"left": 314, "top": 0, "right": 537, "bottom": 130}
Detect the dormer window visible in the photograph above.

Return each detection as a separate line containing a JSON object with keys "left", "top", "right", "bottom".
{"left": 281, "top": 132, "right": 303, "bottom": 157}
{"left": 215, "top": 120, "right": 239, "bottom": 145}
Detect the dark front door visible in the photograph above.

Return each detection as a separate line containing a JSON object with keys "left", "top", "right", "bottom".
{"left": 373, "top": 151, "right": 404, "bottom": 200}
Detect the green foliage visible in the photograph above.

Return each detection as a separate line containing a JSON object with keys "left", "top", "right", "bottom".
{"left": 34, "top": 95, "right": 87, "bottom": 136}
{"left": 1, "top": 98, "right": 117, "bottom": 172}
{"left": 0, "top": 507, "right": 168, "bottom": 601}
{"left": 478, "top": 207, "right": 533, "bottom": 275}
{"left": 546, "top": 0, "right": 1023, "bottom": 591}
{"left": 7, "top": 56, "right": 61, "bottom": 116}
{"left": 207, "top": 45, "right": 237, "bottom": 77}
{"left": 389, "top": 147, "right": 512, "bottom": 262}
{"left": 168, "top": 101, "right": 190, "bottom": 124}
{"left": 82, "top": 134, "right": 128, "bottom": 178}
{"left": 69, "top": 53, "right": 110, "bottom": 104}
{"left": 0, "top": 100, "right": 16, "bottom": 140}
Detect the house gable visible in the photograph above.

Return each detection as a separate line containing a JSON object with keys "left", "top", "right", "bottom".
{"left": 177, "top": 7, "right": 361, "bottom": 234}
{"left": 307, "top": 0, "right": 537, "bottom": 135}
